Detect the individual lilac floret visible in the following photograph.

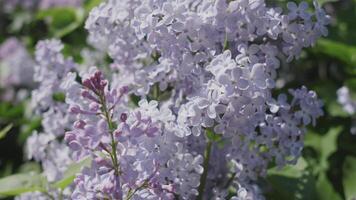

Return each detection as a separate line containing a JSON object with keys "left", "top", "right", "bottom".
{"left": 287, "top": 1, "right": 311, "bottom": 20}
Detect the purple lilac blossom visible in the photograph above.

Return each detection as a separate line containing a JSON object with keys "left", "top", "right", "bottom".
{"left": 83, "top": 0, "right": 326, "bottom": 198}
{"left": 16, "top": 0, "right": 329, "bottom": 199}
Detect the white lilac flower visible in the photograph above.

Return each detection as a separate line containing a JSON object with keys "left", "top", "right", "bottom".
{"left": 337, "top": 86, "right": 356, "bottom": 115}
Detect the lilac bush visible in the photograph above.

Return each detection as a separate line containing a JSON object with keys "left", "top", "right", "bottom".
{"left": 1, "top": 0, "right": 332, "bottom": 199}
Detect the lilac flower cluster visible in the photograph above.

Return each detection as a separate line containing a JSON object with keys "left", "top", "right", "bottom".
{"left": 16, "top": 40, "right": 77, "bottom": 199}
{"left": 86, "top": 0, "right": 329, "bottom": 96}
{"left": 80, "top": 0, "right": 326, "bottom": 198}
{"left": 0, "top": 38, "right": 35, "bottom": 101}
{"left": 31, "top": 39, "right": 76, "bottom": 135}
{"left": 63, "top": 68, "right": 204, "bottom": 199}
{"left": 12, "top": 0, "right": 328, "bottom": 199}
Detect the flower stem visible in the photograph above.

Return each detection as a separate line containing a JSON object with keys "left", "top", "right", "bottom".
{"left": 196, "top": 140, "right": 212, "bottom": 200}
{"left": 99, "top": 94, "right": 120, "bottom": 176}
{"left": 125, "top": 180, "right": 149, "bottom": 200}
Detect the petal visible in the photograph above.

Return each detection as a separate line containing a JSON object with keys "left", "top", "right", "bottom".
{"left": 299, "top": 1, "right": 309, "bottom": 10}
{"left": 207, "top": 105, "right": 217, "bottom": 119}
{"left": 237, "top": 78, "right": 249, "bottom": 90}
{"left": 287, "top": 2, "right": 297, "bottom": 10}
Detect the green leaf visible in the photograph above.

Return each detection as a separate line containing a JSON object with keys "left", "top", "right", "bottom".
{"left": 53, "top": 157, "right": 91, "bottom": 189}
{"left": 343, "top": 156, "right": 356, "bottom": 200}
{"left": 18, "top": 162, "right": 42, "bottom": 174}
{"left": 316, "top": 173, "right": 342, "bottom": 200}
{"left": 268, "top": 157, "right": 308, "bottom": 178}
{"left": 84, "top": 0, "right": 102, "bottom": 13}
{"left": 0, "top": 102, "right": 24, "bottom": 120}
{"left": 0, "top": 173, "right": 47, "bottom": 196}
{"left": 315, "top": 39, "right": 356, "bottom": 74}
{"left": 18, "top": 117, "right": 42, "bottom": 144}
{"left": 37, "top": 7, "right": 85, "bottom": 38}
{"left": 9, "top": 11, "right": 33, "bottom": 32}
{"left": 267, "top": 166, "right": 317, "bottom": 200}
{"left": 0, "top": 124, "right": 13, "bottom": 140}
{"left": 0, "top": 162, "right": 13, "bottom": 177}
{"left": 315, "top": 0, "right": 339, "bottom": 5}
{"left": 305, "top": 126, "right": 342, "bottom": 171}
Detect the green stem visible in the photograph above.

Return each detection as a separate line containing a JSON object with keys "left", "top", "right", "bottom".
{"left": 152, "top": 84, "right": 160, "bottom": 100}
{"left": 99, "top": 95, "right": 120, "bottom": 176}
{"left": 125, "top": 181, "right": 148, "bottom": 200}
{"left": 223, "top": 31, "right": 229, "bottom": 51}
{"left": 58, "top": 189, "right": 64, "bottom": 200}
{"left": 196, "top": 140, "right": 212, "bottom": 200}
{"left": 43, "top": 191, "right": 55, "bottom": 200}
{"left": 224, "top": 172, "right": 236, "bottom": 188}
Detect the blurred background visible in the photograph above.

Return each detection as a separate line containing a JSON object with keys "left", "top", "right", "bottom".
{"left": 0, "top": 0, "right": 356, "bottom": 199}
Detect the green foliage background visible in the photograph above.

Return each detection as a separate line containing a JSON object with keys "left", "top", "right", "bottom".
{"left": 0, "top": 0, "right": 356, "bottom": 199}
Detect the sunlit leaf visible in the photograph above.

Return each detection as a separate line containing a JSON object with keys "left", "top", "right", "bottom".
{"left": 37, "top": 7, "right": 85, "bottom": 38}
{"left": 316, "top": 173, "right": 342, "bottom": 200}
{"left": 0, "top": 173, "right": 47, "bottom": 196}
{"left": 84, "top": 0, "right": 102, "bottom": 12}
{"left": 53, "top": 157, "right": 91, "bottom": 189}
{"left": 316, "top": 39, "right": 356, "bottom": 74}
{"left": 268, "top": 157, "right": 308, "bottom": 178}
{"left": 305, "top": 126, "right": 342, "bottom": 171}
{"left": 267, "top": 158, "right": 317, "bottom": 200}
{"left": 0, "top": 124, "right": 13, "bottom": 140}
{"left": 18, "top": 162, "right": 42, "bottom": 174}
